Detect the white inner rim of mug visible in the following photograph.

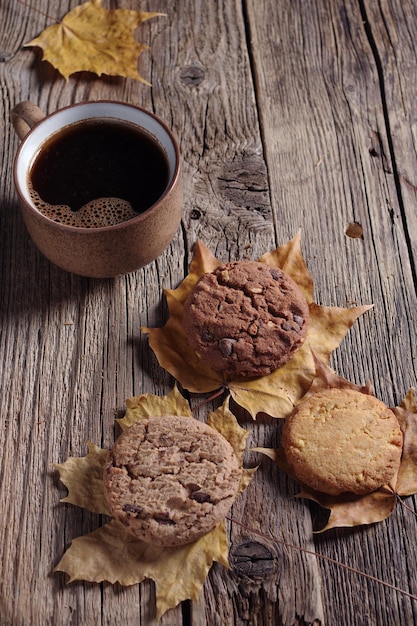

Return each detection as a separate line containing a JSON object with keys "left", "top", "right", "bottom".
{"left": 16, "top": 102, "right": 177, "bottom": 212}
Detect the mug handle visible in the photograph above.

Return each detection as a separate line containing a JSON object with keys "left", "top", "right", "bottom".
{"left": 10, "top": 101, "right": 46, "bottom": 140}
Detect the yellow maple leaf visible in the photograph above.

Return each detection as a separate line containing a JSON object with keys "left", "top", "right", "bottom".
{"left": 119, "top": 384, "right": 192, "bottom": 429}
{"left": 54, "top": 389, "right": 254, "bottom": 618}
{"left": 143, "top": 233, "right": 372, "bottom": 419}
{"left": 55, "top": 520, "right": 228, "bottom": 617}
{"left": 257, "top": 358, "right": 417, "bottom": 532}
{"left": 53, "top": 442, "right": 110, "bottom": 514}
{"left": 392, "top": 389, "right": 417, "bottom": 496}
{"left": 25, "top": 0, "right": 163, "bottom": 82}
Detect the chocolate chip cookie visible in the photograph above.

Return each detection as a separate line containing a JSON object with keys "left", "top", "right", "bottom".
{"left": 182, "top": 260, "right": 309, "bottom": 378}
{"left": 103, "top": 415, "right": 242, "bottom": 546}
{"left": 282, "top": 388, "right": 403, "bottom": 495}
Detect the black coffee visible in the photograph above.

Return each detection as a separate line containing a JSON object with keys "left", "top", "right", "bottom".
{"left": 29, "top": 119, "right": 170, "bottom": 227}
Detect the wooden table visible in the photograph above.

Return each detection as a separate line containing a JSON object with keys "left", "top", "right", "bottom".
{"left": 2, "top": 1, "right": 417, "bottom": 624}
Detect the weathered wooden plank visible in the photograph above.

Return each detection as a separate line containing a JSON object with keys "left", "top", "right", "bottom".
{"left": 0, "top": 1, "right": 183, "bottom": 624}
{"left": 149, "top": 2, "right": 319, "bottom": 624}
{"left": 363, "top": 0, "right": 417, "bottom": 261}
{"left": 0, "top": 0, "right": 280, "bottom": 623}
{"left": 247, "top": 0, "right": 417, "bottom": 624}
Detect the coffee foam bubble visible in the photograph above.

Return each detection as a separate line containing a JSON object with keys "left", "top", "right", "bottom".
{"left": 28, "top": 185, "right": 137, "bottom": 228}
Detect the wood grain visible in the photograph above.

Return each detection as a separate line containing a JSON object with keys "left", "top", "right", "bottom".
{"left": 1, "top": 0, "right": 417, "bottom": 624}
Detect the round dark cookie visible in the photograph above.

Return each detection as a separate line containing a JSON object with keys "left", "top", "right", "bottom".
{"left": 182, "top": 260, "right": 309, "bottom": 377}
{"left": 103, "top": 415, "right": 242, "bottom": 546}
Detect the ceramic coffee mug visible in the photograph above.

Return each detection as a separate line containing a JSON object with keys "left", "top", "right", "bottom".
{"left": 11, "top": 100, "right": 183, "bottom": 278}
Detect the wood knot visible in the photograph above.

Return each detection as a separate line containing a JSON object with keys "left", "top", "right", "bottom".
{"left": 189, "top": 208, "right": 202, "bottom": 220}
{"left": 179, "top": 65, "right": 205, "bottom": 86}
{"left": 230, "top": 541, "right": 275, "bottom": 578}
{"left": 217, "top": 154, "right": 270, "bottom": 219}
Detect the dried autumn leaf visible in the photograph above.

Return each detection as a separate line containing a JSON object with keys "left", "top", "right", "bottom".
{"left": 393, "top": 389, "right": 417, "bottom": 496}
{"left": 54, "top": 442, "right": 110, "bottom": 514}
{"left": 55, "top": 519, "right": 229, "bottom": 617}
{"left": 25, "top": 0, "right": 163, "bottom": 82}
{"left": 257, "top": 358, "right": 417, "bottom": 532}
{"left": 143, "top": 233, "right": 372, "bottom": 419}
{"left": 260, "top": 447, "right": 397, "bottom": 530}
{"left": 207, "top": 398, "right": 258, "bottom": 493}
{"left": 54, "top": 391, "right": 254, "bottom": 617}
{"left": 119, "top": 384, "right": 192, "bottom": 430}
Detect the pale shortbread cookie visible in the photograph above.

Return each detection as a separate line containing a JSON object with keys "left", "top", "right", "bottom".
{"left": 282, "top": 388, "right": 403, "bottom": 495}
{"left": 182, "top": 260, "right": 309, "bottom": 378}
{"left": 103, "top": 415, "right": 242, "bottom": 546}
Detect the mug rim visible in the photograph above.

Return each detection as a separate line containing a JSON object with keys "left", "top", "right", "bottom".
{"left": 13, "top": 100, "right": 182, "bottom": 233}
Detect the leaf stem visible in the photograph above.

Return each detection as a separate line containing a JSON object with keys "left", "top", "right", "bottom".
{"left": 193, "top": 386, "right": 228, "bottom": 411}
{"left": 17, "top": 0, "right": 57, "bottom": 24}
{"left": 226, "top": 516, "right": 417, "bottom": 603}
{"left": 386, "top": 485, "right": 417, "bottom": 517}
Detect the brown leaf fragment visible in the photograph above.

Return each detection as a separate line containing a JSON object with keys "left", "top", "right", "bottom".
{"left": 393, "top": 388, "right": 417, "bottom": 496}
{"left": 143, "top": 234, "right": 372, "bottom": 419}
{"left": 296, "top": 348, "right": 373, "bottom": 399}
{"left": 305, "top": 302, "right": 373, "bottom": 365}
{"left": 207, "top": 398, "right": 248, "bottom": 464}
{"left": 207, "top": 397, "right": 257, "bottom": 492}
{"left": 299, "top": 488, "right": 397, "bottom": 532}
{"left": 257, "top": 444, "right": 398, "bottom": 531}
{"left": 25, "top": 0, "right": 163, "bottom": 82}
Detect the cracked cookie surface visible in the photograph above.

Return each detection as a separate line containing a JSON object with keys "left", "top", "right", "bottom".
{"left": 282, "top": 388, "right": 403, "bottom": 495}
{"left": 182, "top": 260, "right": 309, "bottom": 378}
{"left": 103, "top": 415, "right": 242, "bottom": 546}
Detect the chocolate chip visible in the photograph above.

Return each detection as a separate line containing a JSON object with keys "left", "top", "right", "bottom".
{"left": 154, "top": 512, "right": 176, "bottom": 525}
{"left": 219, "top": 338, "right": 236, "bottom": 357}
{"left": 269, "top": 268, "right": 282, "bottom": 281}
{"left": 122, "top": 503, "right": 143, "bottom": 515}
{"left": 186, "top": 483, "right": 201, "bottom": 492}
{"left": 201, "top": 328, "right": 214, "bottom": 342}
{"left": 282, "top": 321, "right": 293, "bottom": 331}
{"left": 293, "top": 315, "right": 304, "bottom": 327}
{"left": 190, "top": 491, "right": 211, "bottom": 503}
